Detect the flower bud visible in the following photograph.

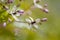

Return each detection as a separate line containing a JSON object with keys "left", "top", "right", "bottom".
{"left": 41, "top": 18, "right": 47, "bottom": 22}
{"left": 43, "top": 8, "right": 49, "bottom": 13}
{"left": 17, "top": 10, "right": 24, "bottom": 15}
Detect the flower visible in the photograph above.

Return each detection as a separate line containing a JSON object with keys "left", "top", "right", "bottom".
{"left": 25, "top": 17, "right": 48, "bottom": 29}
{"left": 25, "top": 17, "right": 39, "bottom": 29}
{"left": 14, "top": 17, "right": 39, "bottom": 30}
{"left": 7, "top": 5, "right": 24, "bottom": 21}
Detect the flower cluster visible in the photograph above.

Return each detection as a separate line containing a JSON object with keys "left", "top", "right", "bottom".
{"left": 0, "top": 0, "right": 49, "bottom": 30}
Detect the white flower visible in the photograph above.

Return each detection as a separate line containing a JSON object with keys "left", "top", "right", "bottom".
{"left": 7, "top": 5, "right": 24, "bottom": 21}
{"left": 25, "top": 17, "right": 39, "bottom": 29}
{"left": 13, "top": 17, "right": 39, "bottom": 30}
{"left": 13, "top": 17, "right": 47, "bottom": 30}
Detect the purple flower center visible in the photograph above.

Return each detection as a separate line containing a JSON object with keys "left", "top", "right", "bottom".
{"left": 17, "top": 10, "right": 24, "bottom": 14}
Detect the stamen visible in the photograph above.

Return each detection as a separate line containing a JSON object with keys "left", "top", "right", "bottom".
{"left": 43, "top": 8, "right": 49, "bottom": 13}
{"left": 41, "top": 18, "right": 47, "bottom": 22}
{"left": 17, "top": 10, "right": 24, "bottom": 14}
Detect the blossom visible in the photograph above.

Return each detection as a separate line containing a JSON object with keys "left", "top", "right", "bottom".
{"left": 14, "top": 16, "right": 48, "bottom": 30}
{"left": 7, "top": 5, "right": 24, "bottom": 21}
{"left": 25, "top": 17, "right": 39, "bottom": 29}
{"left": 13, "top": 17, "right": 39, "bottom": 30}
{"left": 6, "top": 6, "right": 20, "bottom": 21}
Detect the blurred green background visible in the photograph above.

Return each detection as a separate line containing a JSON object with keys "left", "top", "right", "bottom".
{"left": 0, "top": 0, "right": 60, "bottom": 40}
